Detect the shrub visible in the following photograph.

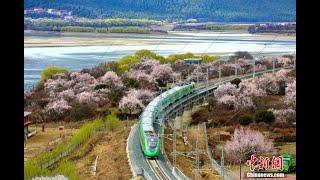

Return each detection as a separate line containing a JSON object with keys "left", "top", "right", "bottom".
{"left": 105, "top": 114, "right": 120, "bottom": 131}
{"left": 274, "top": 134, "right": 296, "bottom": 142}
{"left": 278, "top": 81, "right": 286, "bottom": 95}
{"left": 67, "top": 102, "right": 95, "bottom": 121}
{"left": 224, "top": 124, "right": 240, "bottom": 134}
{"left": 100, "top": 61, "right": 121, "bottom": 75}
{"left": 237, "top": 115, "right": 253, "bottom": 125}
{"left": 53, "top": 160, "right": 79, "bottom": 180}
{"left": 256, "top": 122, "right": 270, "bottom": 131}
{"left": 254, "top": 110, "right": 275, "bottom": 124}
{"left": 123, "top": 77, "right": 140, "bottom": 88}
{"left": 229, "top": 51, "right": 253, "bottom": 60}
{"left": 134, "top": 49, "right": 164, "bottom": 62}
{"left": 81, "top": 66, "right": 107, "bottom": 78}
{"left": 24, "top": 160, "right": 50, "bottom": 179}
{"left": 94, "top": 84, "right": 108, "bottom": 90}
{"left": 108, "top": 85, "right": 125, "bottom": 107}
{"left": 230, "top": 78, "right": 242, "bottom": 88}
{"left": 287, "top": 69, "right": 296, "bottom": 78}
{"left": 190, "top": 110, "right": 209, "bottom": 125}
{"left": 40, "top": 66, "right": 68, "bottom": 81}
{"left": 272, "top": 122, "right": 291, "bottom": 128}
{"left": 219, "top": 134, "right": 231, "bottom": 141}
{"left": 273, "top": 128, "right": 295, "bottom": 134}
{"left": 207, "top": 118, "right": 228, "bottom": 127}
{"left": 164, "top": 52, "right": 195, "bottom": 64}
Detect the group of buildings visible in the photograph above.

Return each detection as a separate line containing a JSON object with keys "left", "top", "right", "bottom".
{"left": 24, "top": 7, "right": 73, "bottom": 19}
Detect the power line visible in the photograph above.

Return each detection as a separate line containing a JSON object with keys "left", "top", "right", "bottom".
{"left": 254, "top": 33, "right": 281, "bottom": 58}
{"left": 203, "top": 30, "right": 224, "bottom": 54}
{"left": 179, "top": 29, "right": 200, "bottom": 54}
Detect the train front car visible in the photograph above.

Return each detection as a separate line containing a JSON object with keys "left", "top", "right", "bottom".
{"left": 139, "top": 123, "right": 160, "bottom": 158}
{"left": 144, "top": 131, "right": 160, "bottom": 158}
{"left": 139, "top": 99, "right": 161, "bottom": 158}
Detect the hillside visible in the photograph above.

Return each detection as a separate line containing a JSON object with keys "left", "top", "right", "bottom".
{"left": 24, "top": 0, "right": 296, "bottom": 22}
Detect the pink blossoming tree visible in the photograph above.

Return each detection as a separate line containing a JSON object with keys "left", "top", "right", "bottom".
{"left": 43, "top": 99, "right": 72, "bottom": 120}
{"left": 99, "top": 71, "right": 123, "bottom": 87}
{"left": 119, "top": 95, "right": 144, "bottom": 115}
{"left": 268, "top": 108, "right": 296, "bottom": 123}
{"left": 284, "top": 80, "right": 296, "bottom": 108}
{"left": 224, "top": 128, "right": 274, "bottom": 163}
{"left": 76, "top": 91, "right": 100, "bottom": 105}
{"left": 214, "top": 83, "right": 237, "bottom": 99}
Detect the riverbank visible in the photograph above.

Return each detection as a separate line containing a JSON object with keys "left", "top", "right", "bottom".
{"left": 24, "top": 31, "right": 173, "bottom": 47}
{"left": 24, "top": 30, "right": 296, "bottom": 48}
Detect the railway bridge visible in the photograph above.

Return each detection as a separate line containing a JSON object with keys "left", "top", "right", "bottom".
{"left": 127, "top": 66, "right": 294, "bottom": 180}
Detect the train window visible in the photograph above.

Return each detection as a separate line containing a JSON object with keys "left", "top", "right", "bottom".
{"left": 148, "top": 137, "right": 158, "bottom": 148}
{"left": 145, "top": 131, "right": 155, "bottom": 136}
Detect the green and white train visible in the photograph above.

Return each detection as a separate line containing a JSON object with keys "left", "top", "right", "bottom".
{"left": 139, "top": 82, "right": 196, "bottom": 158}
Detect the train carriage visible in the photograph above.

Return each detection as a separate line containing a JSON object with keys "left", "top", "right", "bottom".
{"left": 139, "top": 82, "right": 196, "bottom": 158}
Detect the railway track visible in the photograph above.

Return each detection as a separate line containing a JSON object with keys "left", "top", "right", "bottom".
{"left": 146, "top": 158, "right": 170, "bottom": 180}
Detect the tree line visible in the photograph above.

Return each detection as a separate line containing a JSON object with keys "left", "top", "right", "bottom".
{"left": 24, "top": 0, "right": 296, "bottom": 22}
{"left": 248, "top": 23, "right": 296, "bottom": 34}
{"left": 24, "top": 18, "right": 155, "bottom": 34}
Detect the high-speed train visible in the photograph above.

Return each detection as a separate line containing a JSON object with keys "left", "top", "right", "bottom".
{"left": 139, "top": 82, "right": 196, "bottom": 158}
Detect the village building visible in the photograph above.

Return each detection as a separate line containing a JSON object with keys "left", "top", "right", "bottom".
{"left": 24, "top": 111, "right": 36, "bottom": 141}
{"left": 184, "top": 58, "right": 202, "bottom": 65}
{"left": 24, "top": 112, "right": 31, "bottom": 140}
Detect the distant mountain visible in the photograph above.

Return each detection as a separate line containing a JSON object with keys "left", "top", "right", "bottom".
{"left": 24, "top": 0, "right": 296, "bottom": 22}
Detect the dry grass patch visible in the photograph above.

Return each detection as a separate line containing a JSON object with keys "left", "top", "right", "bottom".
{"left": 75, "top": 120, "right": 135, "bottom": 180}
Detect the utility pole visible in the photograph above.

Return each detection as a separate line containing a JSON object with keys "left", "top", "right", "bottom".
{"left": 206, "top": 66, "right": 209, "bottom": 85}
{"left": 172, "top": 123, "right": 177, "bottom": 172}
{"left": 195, "top": 124, "right": 200, "bottom": 180}
{"left": 196, "top": 63, "right": 200, "bottom": 84}
{"left": 235, "top": 60, "right": 238, "bottom": 77}
{"left": 221, "top": 149, "right": 224, "bottom": 180}
{"left": 219, "top": 63, "right": 221, "bottom": 83}
{"left": 253, "top": 58, "right": 256, "bottom": 78}
{"left": 240, "top": 159, "right": 242, "bottom": 180}
{"left": 161, "top": 124, "right": 164, "bottom": 154}
{"left": 272, "top": 57, "right": 276, "bottom": 75}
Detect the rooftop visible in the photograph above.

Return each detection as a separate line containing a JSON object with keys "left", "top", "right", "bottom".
{"left": 24, "top": 111, "right": 31, "bottom": 117}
